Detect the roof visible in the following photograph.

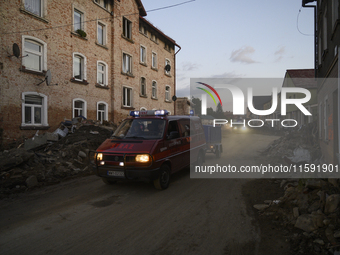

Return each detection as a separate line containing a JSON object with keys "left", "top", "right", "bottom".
{"left": 285, "top": 69, "right": 317, "bottom": 89}
{"left": 251, "top": 96, "right": 272, "bottom": 109}
{"left": 139, "top": 16, "right": 178, "bottom": 46}
{"left": 135, "top": 0, "right": 147, "bottom": 16}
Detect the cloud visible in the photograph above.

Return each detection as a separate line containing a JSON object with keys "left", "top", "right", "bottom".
{"left": 181, "top": 62, "right": 200, "bottom": 72}
{"left": 210, "top": 71, "right": 245, "bottom": 79}
{"left": 230, "top": 46, "right": 258, "bottom": 64}
{"left": 274, "top": 46, "right": 285, "bottom": 62}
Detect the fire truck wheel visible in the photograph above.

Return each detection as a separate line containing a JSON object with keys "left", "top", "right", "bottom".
{"left": 102, "top": 178, "right": 117, "bottom": 185}
{"left": 154, "top": 165, "right": 170, "bottom": 190}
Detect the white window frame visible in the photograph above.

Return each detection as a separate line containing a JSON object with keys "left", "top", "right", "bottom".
{"left": 97, "top": 21, "right": 107, "bottom": 46}
{"left": 122, "top": 86, "right": 133, "bottom": 107}
{"left": 72, "top": 98, "right": 87, "bottom": 118}
{"left": 97, "top": 60, "right": 108, "bottom": 86}
{"left": 122, "top": 52, "right": 132, "bottom": 75}
{"left": 152, "top": 81, "right": 157, "bottom": 99}
{"left": 73, "top": 52, "right": 87, "bottom": 81}
{"left": 140, "top": 77, "right": 146, "bottom": 96}
{"left": 23, "top": 0, "right": 45, "bottom": 17}
{"left": 97, "top": 101, "right": 108, "bottom": 123}
{"left": 123, "top": 17, "right": 132, "bottom": 39}
{"left": 21, "top": 92, "right": 48, "bottom": 127}
{"left": 22, "top": 35, "right": 47, "bottom": 72}
{"left": 152, "top": 52, "right": 157, "bottom": 69}
{"left": 140, "top": 45, "right": 146, "bottom": 64}
{"left": 165, "top": 59, "right": 171, "bottom": 75}
{"left": 165, "top": 85, "right": 171, "bottom": 102}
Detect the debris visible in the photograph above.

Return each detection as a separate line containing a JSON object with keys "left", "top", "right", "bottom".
{"left": 253, "top": 204, "right": 270, "bottom": 210}
{"left": 324, "top": 194, "right": 340, "bottom": 214}
{"left": 0, "top": 120, "right": 116, "bottom": 198}
{"left": 26, "top": 175, "right": 38, "bottom": 188}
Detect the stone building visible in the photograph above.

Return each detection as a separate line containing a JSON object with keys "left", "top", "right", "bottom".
{"left": 303, "top": 0, "right": 339, "bottom": 164}
{"left": 0, "top": 0, "right": 179, "bottom": 147}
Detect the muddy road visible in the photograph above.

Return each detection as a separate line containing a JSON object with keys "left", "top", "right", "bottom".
{"left": 0, "top": 131, "right": 288, "bottom": 255}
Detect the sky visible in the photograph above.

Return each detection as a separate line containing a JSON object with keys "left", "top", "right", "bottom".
{"left": 140, "top": 0, "right": 316, "bottom": 108}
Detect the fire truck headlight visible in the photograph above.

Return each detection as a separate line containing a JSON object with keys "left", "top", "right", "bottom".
{"left": 96, "top": 153, "right": 103, "bottom": 161}
{"left": 135, "top": 154, "right": 150, "bottom": 163}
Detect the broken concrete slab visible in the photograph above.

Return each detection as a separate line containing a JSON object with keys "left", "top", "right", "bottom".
{"left": 24, "top": 135, "right": 47, "bottom": 150}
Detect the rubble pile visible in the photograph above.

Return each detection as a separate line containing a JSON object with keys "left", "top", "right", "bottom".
{"left": 256, "top": 121, "right": 340, "bottom": 254}
{"left": 0, "top": 119, "right": 115, "bottom": 198}
{"left": 262, "top": 122, "right": 321, "bottom": 164}
{"left": 254, "top": 179, "right": 340, "bottom": 254}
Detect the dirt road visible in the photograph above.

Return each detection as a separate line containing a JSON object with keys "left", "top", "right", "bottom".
{"left": 0, "top": 131, "right": 289, "bottom": 255}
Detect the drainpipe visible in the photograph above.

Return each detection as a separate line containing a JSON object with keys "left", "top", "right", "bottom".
{"left": 302, "top": 0, "right": 317, "bottom": 78}
{"left": 174, "top": 44, "right": 181, "bottom": 115}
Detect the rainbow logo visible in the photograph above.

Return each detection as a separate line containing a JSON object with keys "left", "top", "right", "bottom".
{"left": 196, "top": 82, "right": 222, "bottom": 106}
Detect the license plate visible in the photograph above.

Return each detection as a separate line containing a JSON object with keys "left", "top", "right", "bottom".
{"left": 107, "top": 171, "right": 124, "bottom": 177}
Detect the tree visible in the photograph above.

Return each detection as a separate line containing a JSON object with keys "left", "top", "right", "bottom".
{"left": 191, "top": 96, "right": 201, "bottom": 116}
{"left": 215, "top": 103, "right": 225, "bottom": 119}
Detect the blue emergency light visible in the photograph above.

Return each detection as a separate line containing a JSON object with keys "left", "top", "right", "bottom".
{"left": 130, "top": 110, "right": 169, "bottom": 117}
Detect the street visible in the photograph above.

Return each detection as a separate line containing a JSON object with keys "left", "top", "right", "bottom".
{"left": 0, "top": 131, "right": 288, "bottom": 255}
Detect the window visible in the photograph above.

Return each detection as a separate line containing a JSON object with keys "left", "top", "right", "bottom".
{"left": 24, "top": 0, "right": 43, "bottom": 16}
{"left": 165, "top": 59, "right": 171, "bottom": 75}
{"left": 322, "top": 7, "right": 327, "bottom": 52}
{"left": 22, "top": 92, "right": 48, "bottom": 127}
{"left": 165, "top": 86, "right": 170, "bottom": 101}
{"left": 123, "top": 17, "right": 132, "bottom": 39}
{"left": 95, "top": 0, "right": 109, "bottom": 9}
{"left": 97, "top": 61, "right": 108, "bottom": 86}
{"left": 152, "top": 52, "right": 157, "bottom": 69}
{"left": 73, "top": 53, "right": 86, "bottom": 81}
{"left": 152, "top": 81, "right": 157, "bottom": 99}
{"left": 140, "top": 77, "right": 146, "bottom": 96}
{"left": 97, "top": 22, "right": 106, "bottom": 45}
{"left": 123, "top": 87, "right": 132, "bottom": 107}
{"left": 73, "top": 98, "right": 87, "bottom": 118}
{"left": 74, "top": 9, "right": 84, "bottom": 32}
{"left": 97, "top": 101, "right": 108, "bottom": 123}
{"left": 140, "top": 46, "right": 146, "bottom": 64}
{"left": 122, "top": 53, "right": 132, "bottom": 74}
{"left": 151, "top": 33, "right": 157, "bottom": 43}
{"left": 22, "top": 37, "right": 47, "bottom": 72}
{"left": 139, "top": 24, "right": 147, "bottom": 36}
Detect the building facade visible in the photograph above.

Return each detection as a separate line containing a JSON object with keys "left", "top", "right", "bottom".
{"left": 0, "top": 0, "right": 179, "bottom": 147}
{"left": 303, "top": 0, "right": 339, "bottom": 164}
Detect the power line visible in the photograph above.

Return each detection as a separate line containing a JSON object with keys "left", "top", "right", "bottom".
{"left": 296, "top": 7, "right": 313, "bottom": 36}
{"left": 1, "top": 0, "right": 195, "bottom": 35}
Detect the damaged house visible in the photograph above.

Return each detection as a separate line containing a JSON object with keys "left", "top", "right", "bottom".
{"left": 0, "top": 0, "right": 180, "bottom": 148}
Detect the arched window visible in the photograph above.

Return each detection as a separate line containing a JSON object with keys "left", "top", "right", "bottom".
{"left": 22, "top": 36, "right": 47, "bottom": 72}
{"left": 152, "top": 81, "right": 157, "bottom": 99}
{"left": 165, "top": 85, "right": 170, "bottom": 102}
{"left": 97, "top": 101, "right": 108, "bottom": 123}
{"left": 140, "top": 77, "right": 146, "bottom": 96}
{"left": 21, "top": 92, "right": 48, "bottom": 127}
{"left": 73, "top": 98, "right": 87, "bottom": 118}
{"left": 73, "top": 53, "right": 87, "bottom": 81}
{"left": 97, "top": 61, "right": 108, "bottom": 86}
